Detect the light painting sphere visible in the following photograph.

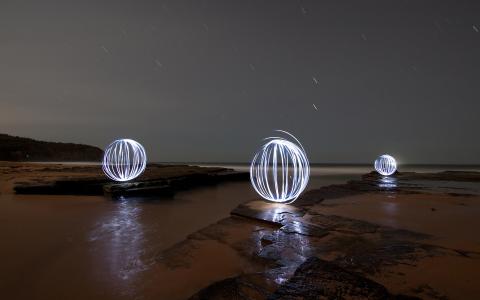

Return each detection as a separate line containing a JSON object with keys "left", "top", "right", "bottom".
{"left": 374, "top": 154, "right": 397, "bottom": 176}
{"left": 250, "top": 131, "right": 310, "bottom": 203}
{"left": 102, "top": 139, "right": 147, "bottom": 182}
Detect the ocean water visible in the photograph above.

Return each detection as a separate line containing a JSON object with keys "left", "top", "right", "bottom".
{"left": 198, "top": 163, "right": 480, "bottom": 193}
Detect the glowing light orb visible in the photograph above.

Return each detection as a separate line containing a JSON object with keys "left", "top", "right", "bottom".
{"left": 102, "top": 139, "right": 147, "bottom": 182}
{"left": 374, "top": 154, "right": 397, "bottom": 176}
{"left": 250, "top": 130, "right": 310, "bottom": 203}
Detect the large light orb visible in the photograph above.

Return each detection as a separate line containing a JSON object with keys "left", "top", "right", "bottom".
{"left": 102, "top": 139, "right": 147, "bottom": 182}
{"left": 250, "top": 130, "right": 310, "bottom": 203}
{"left": 374, "top": 154, "right": 397, "bottom": 176}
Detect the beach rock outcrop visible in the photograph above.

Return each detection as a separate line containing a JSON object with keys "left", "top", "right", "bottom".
{"left": 184, "top": 171, "right": 480, "bottom": 300}
{"left": 269, "top": 257, "right": 419, "bottom": 300}
{"left": 11, "top": 163, "right": 249, "bottom": 196}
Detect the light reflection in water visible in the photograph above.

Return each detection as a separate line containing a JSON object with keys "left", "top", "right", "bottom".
{"left": 378, "top": 176, "right": 398, "bottom": 189}
{"left": 257, "top": 204, "right": 312, "bottom": 286}
{"left": 271, "top": 204, "right": 292, "bottom": 223}
{"left": 89, "top": 197, "right": 150, "bottom": 289}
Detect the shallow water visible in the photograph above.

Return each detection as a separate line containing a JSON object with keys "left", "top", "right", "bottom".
{"left": 0, "top": 165, "right": 478, "bottom": 299}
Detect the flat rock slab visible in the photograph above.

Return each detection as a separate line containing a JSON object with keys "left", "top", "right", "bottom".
{"left": 14, "top": 178, "right": 107, "bottom": 195}
{"left": 231, "top": 201, "right": 306, "bottom": 225}
{"left": 366, "top": 170, "right": 480, "bottom": 182}
{"left": 11, "top": 164, "right": 248, "bottom": 196}
{"left": 105, "top": 171, "right": 248, "bottom": 197}
{"left": 231, "top": 201, "right": 328, "bottom": 238}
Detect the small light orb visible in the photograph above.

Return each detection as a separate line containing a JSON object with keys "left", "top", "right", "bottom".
{"left": 250, "top": 130, "right": 310, "bottom": 203}
{"left": 374, "top": 154, "right": 397, "bottom": 176}
{"left": 102, "top": 139, "right": 147, "bottom": 182}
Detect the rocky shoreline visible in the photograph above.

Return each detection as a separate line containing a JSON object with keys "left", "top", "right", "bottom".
{"left": 3, "top": 162, "right": 248, "bottom": 197}
{"left": 152, "top": 171, "right": 480, "bottom": 300}
{"left": 1, "top": 163, "right": 479, "bottom": 299}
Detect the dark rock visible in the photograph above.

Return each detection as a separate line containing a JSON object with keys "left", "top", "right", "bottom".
{"left": 309, "top": 213, "right": 379, "bottom": 234}
{"left": 14, "top": 165, "right": 249, "bottom": 196}
{"left": 294, "top": 184, "right": 364, "bottom": 206}
{"left": 103, "top": 181, "right": 173, "bottom": 197}
{"left": 268, "top": 257, "right": 419, "bottom": 300}
{"left": 296, "top": 170, "right": 480, "bottom": 207}
{"left": 305, "top": 214, "right": 432, "bottom": 275}
{"left": 447, "top": 192, "right": 476, "bottom": 197}
{"left": 14, "top": 178, "right": 107, "bottom": 195}
{"left": 188, "top": 273, "right": 276, "bottom": 300}
{"left": 293, "top": 177, "right": 409, "bottom": 207}
{"left": 261, "top": 237, "right": 274, "bottom": 247}
{"left": 363, "top": 170, "right": 480, "bottom": 182}
{"left": 411, "top": 284, "right": 448, "bottom": 300}
{"left": 280, "top": 221, "right": 328, "bottom": 238}
{"left": 331, "top": 237, "right": 422, "bottom": 274}
{"left": 104, "top": 171, "right": 248, "bottom": 197}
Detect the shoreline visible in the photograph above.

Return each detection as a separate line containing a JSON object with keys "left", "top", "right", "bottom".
{"left": 1, "top": 162, "right": 479, "bottom": 299}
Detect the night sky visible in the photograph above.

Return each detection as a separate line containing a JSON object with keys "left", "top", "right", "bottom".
{"left": 1, "top": 0, "right": 479, "bottom": 164}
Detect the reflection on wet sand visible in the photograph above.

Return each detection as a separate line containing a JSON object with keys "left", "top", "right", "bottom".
{"left": 88, "top": 196, "right": 150, "bottom": 296}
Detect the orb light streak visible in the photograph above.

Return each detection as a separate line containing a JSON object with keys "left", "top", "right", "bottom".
{"left": 374, "top": 154, "right": 397, "bottom": 176}
{"left": 250, "top": 130, "right": 310, "bottom": 203}
{"left": 102, "top": 139, "right": 147, "bottom": 182}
